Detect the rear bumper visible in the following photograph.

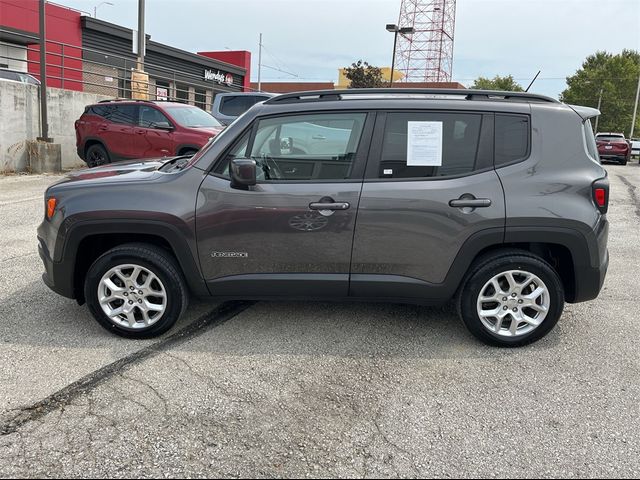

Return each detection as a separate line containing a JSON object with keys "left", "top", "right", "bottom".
{"left": 599, "top": 153, "right": 629, "bottom": 161}
{"left": 572, "top": 248, "right": 608, "bottom": 303}
{"left": 570, "top": 218, "right": 609, "bottom": 303}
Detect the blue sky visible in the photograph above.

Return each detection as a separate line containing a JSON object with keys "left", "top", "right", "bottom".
{"left": 59, "top": 0, "right": 640, "bottom": 98}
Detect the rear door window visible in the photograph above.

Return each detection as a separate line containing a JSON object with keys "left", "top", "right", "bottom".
{"left": 111, "top": 105, "right": 138, "bottom": 125}
{"left": 373, "top": 111, "right": 484, "bottom": 179}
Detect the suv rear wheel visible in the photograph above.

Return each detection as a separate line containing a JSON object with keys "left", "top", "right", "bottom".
{"left": 86, "top": 144, "right": 110, "bottom": 168}
{"left": 84, "top": 243, "right": 188, "bottom": 338}
{"left": 458, "top": 252, "right": 564, "bottom": 347}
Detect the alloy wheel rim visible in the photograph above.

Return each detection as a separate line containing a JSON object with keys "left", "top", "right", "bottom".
{"left": 98, "top": 264, "right": 167, "bottom": 329}
{"left": 476, "top": 269, "right": 550, "bottom": 337}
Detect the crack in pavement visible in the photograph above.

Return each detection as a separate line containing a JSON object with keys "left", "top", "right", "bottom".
{"left": 617, "top": 174, "right": 640, "bottom": 220}
{"left": 0, "top": 300, "right": 254, "bottom": 436}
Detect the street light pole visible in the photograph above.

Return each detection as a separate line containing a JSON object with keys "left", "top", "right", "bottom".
{"left": 94, "top": 2, "right": 113, "bottom": 19}
{"left": 257, "top": 33, "right": 263, "bottom": 92}
{"left": 386, "top": 24, "right": 414, "bottom": 87}
{"left": 389, "top": 30, "right": 398, "bottom": 87}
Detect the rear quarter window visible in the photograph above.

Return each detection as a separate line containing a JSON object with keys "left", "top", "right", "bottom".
{"left": 90, "top": 104, "right": 137, "bottom": 124}
{"left": 495, "top": 114, "right": 530, "bottom": 166}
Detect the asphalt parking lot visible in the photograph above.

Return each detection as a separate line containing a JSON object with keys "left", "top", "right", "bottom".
{"left": 0, "top": 164, "right": 639, "bottom": 478}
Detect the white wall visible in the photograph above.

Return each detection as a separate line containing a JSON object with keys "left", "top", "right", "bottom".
{"left": 0, "top": 79, "right": 110, "bottom": 172}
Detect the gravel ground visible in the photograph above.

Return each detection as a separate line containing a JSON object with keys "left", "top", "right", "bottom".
{"left": 0, "top": 164, "right": 639, "bottom": 478}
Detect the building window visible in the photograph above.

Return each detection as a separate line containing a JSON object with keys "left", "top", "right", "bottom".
{"left": 118, "top": 76, "right": 131, "bottom": 98}
{"left": 175, "top": 83, "right": 189, "bottom": 103}
{"left": 195, "top": 87, "right": 207, "bottom": 110}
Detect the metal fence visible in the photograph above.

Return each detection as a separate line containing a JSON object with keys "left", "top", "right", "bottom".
{"left": 0, "top": 29, "right": 251, "bottom": 111}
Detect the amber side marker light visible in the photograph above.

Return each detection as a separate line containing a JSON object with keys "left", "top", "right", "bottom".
{"left": 46, "top": 198, "right": 57, "bottom": 219}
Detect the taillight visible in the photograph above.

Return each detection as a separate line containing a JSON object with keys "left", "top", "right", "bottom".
{"left": 46, "top": 197, "right": 57, "bottom": 219}
{"left": 592, "top": 178, "right": 609, "bottom": 214}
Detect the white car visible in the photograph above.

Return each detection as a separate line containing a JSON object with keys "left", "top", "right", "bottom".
{"left": 630, "top": 138, "right": 640, "bottom": 157}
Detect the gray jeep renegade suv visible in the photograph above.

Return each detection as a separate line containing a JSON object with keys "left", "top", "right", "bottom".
{"left": 37, "top": 89, "right": 609, "bottom": 347}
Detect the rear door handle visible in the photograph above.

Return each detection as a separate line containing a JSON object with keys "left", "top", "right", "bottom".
{"left": 449, "top": 198, "right": 492, "bottom": 208}
{"left": 309, "top": 202, "right": 350, "bottom": 211}
{"left": 134, "top": 129, "right": 146, "bottom": 135}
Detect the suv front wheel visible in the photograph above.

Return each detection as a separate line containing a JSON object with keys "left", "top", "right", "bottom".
{"left": 458, "top": 252, "right": 564, "bottom": 347}
{"left": 84, "top": 243, "right": 188, "bottom": 338}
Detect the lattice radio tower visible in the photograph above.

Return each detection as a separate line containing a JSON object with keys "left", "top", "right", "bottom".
{"left": 394, "top": 0, "right": 457, "bottom": 82}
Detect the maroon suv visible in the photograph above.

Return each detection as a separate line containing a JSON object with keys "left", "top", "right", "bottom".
{"left": 75, "top": 100, "right": 225, "bottom": 167}
{"left": 595, "top": 132, "right": 630, "bottom": 165}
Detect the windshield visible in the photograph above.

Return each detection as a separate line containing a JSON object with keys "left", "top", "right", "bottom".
{"left": 164, "top": 106, "right": 222, "bottom": 128}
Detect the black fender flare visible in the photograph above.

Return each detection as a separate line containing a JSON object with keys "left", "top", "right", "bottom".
{"left": 56, "top": 219, "right": 209, "bottom": 299}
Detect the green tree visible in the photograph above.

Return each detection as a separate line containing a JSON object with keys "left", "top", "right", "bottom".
{"left": 343, "top": 60, "right": 384, "bottom": 88}
{"left": 470, "top": 75, "right": 524, "bottom": 92}
{"left": 561, "top": 50, "right": 640, "bottom": 136}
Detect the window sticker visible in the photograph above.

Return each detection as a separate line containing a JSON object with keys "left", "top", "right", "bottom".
{"left": 407, "top": 121, "right": 443, "bottom": 166}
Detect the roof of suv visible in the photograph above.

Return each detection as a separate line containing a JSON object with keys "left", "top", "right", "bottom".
{"left": 90, "top": 98, "right": 198, "bottom": 108}
{"left": 250, "top": 88, "right": 589, "bottom": 118}
{"left": 265, "top": 88, "right": 561, "bottom": 104}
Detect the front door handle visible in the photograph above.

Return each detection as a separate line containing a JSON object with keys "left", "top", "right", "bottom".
{"left": 309, "top": 202, "right": 350, "bottom": 211}
{"left": 449, "top": 198, "right": 492, "bottom": 208}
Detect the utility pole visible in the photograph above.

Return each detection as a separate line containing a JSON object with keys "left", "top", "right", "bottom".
{"left": 257, "top": 33, "right": 262, "bottom": 92}
{"left": 37, "top": 0, "right": 50, "bottom": 141}
{"left": 594, "top": 88, "right": 603, "bottom": 133}
{"left": 32, "top": 0, "right": 61, "bottom": 173}
{"left": 631, "top": 72, "right": 640, "bottom": 139}
{"left": 131, "top": 0, "right": 148, "bottom": 99}
{"left": 136, "top": 0, "right": 145, "bottom": 70}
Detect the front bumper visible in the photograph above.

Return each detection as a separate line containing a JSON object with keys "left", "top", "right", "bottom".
{"left": 38, "top": 235, "right": 75, "bottom": 299}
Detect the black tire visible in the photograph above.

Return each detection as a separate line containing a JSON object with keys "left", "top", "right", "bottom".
{"left": 84, "top": 243, "right": 188, "bottom": 339}
{"left": 620, "top": 158, "right": 628, "bottom": 165}
{"left": 457, "top": 251, "right": 564, "bottom": 347}
{"left": 180, "top": 149, "right": 198, "bottom": 157}
{"left": 85, "top": 143, "right": 110, "bottom": 168}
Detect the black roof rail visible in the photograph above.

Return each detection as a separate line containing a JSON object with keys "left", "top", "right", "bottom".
{"left": 264, "top": 88, "right": 560, "bottom": 105}
{"left": 98, "top": 98, "right": 163, "bottom": 103}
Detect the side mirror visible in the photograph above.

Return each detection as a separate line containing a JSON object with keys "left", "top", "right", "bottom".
{"left": 230, "top": 158, "right": 256, "bottom": 189}
{"left": 153, "top": 121, "right": 173, "bottom": 130}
